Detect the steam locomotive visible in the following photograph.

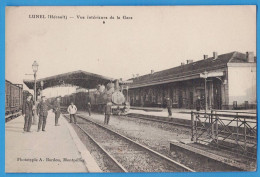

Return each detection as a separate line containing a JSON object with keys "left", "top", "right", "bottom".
{"left": 60, "top": 80, "right": 130, "bottom": 114}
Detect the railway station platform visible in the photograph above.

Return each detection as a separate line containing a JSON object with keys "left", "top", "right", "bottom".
{"left": 129, "top": 106, "right": 256, "bottom": 116}
{"left": 5, "top": 111, "right": 101, "bottom": 173}
{"left": 127, "top": 107, "right": 256, "bottom": 126}
{"left": 128, "top": 108, "right": 191, "bottom": 120}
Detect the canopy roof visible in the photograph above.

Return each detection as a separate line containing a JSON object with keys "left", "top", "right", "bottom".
{"left": 23, "top": 70, "right": 115, "bottom": 90}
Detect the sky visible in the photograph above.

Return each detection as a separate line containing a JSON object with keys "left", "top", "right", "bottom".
{"left": 5, "top": 6, "right": 256, "bottom": 96}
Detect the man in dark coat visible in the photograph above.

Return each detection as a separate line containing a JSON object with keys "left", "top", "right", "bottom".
{"left": 166, "top": 97, "right": 172, "bottom": 117}
{"left": 53, "top": 97, "right": 61, "bottom": 126}
{"left": 22, "top": 95, "right": 33, "bottom": 132}
{"left": 37, "top": 96, "right": 49, "bottom": 132}
{"left": 196, "top": 96, "right": 201, "bottom": 111}
{"left": 87, "top": 101, "right": 91, "bottom": 116}
{"left": 104, "top": 102, "right": 112, "bottom": 125}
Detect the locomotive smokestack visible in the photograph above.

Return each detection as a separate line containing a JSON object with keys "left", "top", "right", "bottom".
{"left": 115, "top": 79, "right": 120, "bottom": 91}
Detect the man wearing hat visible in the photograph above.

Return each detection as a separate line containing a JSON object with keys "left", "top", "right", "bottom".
{"left": 166, "top": 97, "right": 172, "bottom": 117}
{"left": 87, "top": 101, "right": 92, "bottom": 116}
{"left": 196, "top": 96, "right": 201, "bottom": 112}
{"left": 37, "top": 96, "right": 49, "bottom": 132}
{"left": 53, "top": 96, "right": 61, "bottom": 126}
{"left": 22, "top": 95, "right": 33, "bottom": 132}
{"left": 104, "top": 102, "right": 112, "bottom": 125}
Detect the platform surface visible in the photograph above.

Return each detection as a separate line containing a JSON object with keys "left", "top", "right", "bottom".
{"left": 128, "top": 107, "right": 256, "bottom": 118}
{"left": 127, "top": 108, "right": 256, "bottom": 127}
{"left": 5, "top": 111, "right": 95, "bottom": 173}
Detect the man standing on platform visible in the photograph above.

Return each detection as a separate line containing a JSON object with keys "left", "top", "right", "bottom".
{"left": 67, "top": 102, "right": 77, "bottom": 124}
{"left": 166, "top": 97, "right": 172, "bottom": 117}
{"left": 104, "top": 102, "right": 112, "bottom": 125}
{"left": 196, "top": 96, "right": 201, "bottom": 112}
{"left": 53, "top": 97, "right": 61, "bottom": 126}
{"left": 87, "top": 101, "right": 91, "bottom": 116}
{"left": 22, "top": 95, "right": 33, "bottom": 132}
{"left": 33, "top": 95, "right": 42, "bottom": 125}
{"left": 37, "top": 96, "right": 49, "bottom": 132}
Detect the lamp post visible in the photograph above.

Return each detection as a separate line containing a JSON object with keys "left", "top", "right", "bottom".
{"left": 32, "top": 61, "right": 39, "bottom": 124}
{"left": 201, "top": 71, "right": 208, "bottom": 113}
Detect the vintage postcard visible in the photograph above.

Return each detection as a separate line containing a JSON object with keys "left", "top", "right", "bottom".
{"left": 5, "top": 6, "right": 256, "bottom": 173}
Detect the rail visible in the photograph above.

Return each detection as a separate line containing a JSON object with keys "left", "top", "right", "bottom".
{"left": 191, "top": 111, "right": 257, "bottom": 158}
{"left": 77, "top": 115, "right": 195, "bottom": 172}
{"left": 63, "top": 114, "right": 127, "bottom": 172}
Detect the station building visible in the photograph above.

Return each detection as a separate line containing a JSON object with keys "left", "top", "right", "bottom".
{"left": 127, "top": 51, "right": 256, "bottom": 110}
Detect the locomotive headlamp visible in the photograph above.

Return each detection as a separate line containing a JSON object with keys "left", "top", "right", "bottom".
{"left": 32, "top": 61, "right": 39, "bottom": 73}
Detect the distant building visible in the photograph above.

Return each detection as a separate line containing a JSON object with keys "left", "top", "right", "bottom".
{"left": 127, "top": 51, "right": 256, "bottom": 110}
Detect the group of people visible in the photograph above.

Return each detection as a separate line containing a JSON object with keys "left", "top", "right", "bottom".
{"left": 22, "top": 94, "right": 94, "bottom": 133}
{"left": 22, "top": 92, "right": 115, "bottom": 133}
{"left": 22, "top": 93, "right": 203, "bottom": 132}
{"left": 22, "top": 95, "right": 61, "bottom": 133}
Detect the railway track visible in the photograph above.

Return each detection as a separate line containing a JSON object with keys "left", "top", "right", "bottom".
{"left": 63, "top": 114, "right": 127, "bottom": 172}
{"left": 64, "top": 114, "right": 195, "bottom": 172}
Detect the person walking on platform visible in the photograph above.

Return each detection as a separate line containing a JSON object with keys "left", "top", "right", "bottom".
{"left": 196, "top": 96, "right": 201, "bottom": 112}
{"left": 104, "top": 102, "right": 112, "bottom": 125}
{"left": 166, "top": 97, "right": 172, "bottom": 117}
{"left": 87, "top": 101, "right": 91, "bottom": 116}
{"left": 53, "top": 97, "right": 61, "bottom": 126}
{"left": 37, "top": 96, "right": 49, "bottom": 132}
{"left": 22, "top": 95, "right": 33, "bottom": 132}
{"left": 67, "top": 102, "right": 77, "bottom": 124}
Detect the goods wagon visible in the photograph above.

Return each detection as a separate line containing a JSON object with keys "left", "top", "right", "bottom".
{"left": 5, "top": 80, "right": 23, "bottom": 121}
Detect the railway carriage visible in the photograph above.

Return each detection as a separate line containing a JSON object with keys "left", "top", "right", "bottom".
{"left": 5, "top": 80, "right": 24, "bottom": 121}
{"left": 61, "top": 94, "right": 71, "bottom": 107}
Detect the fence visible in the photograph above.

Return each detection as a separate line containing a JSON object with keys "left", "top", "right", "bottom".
{"left": 191, "top": 110, "right": 257, "bottom": 158}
